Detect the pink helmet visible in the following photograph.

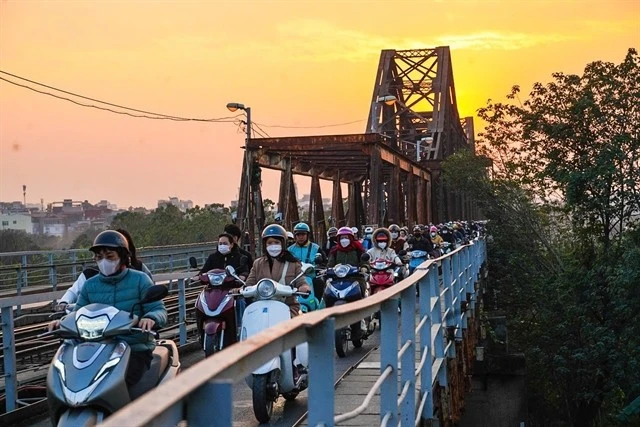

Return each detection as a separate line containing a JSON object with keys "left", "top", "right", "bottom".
{"left": 337, "top": 226, "right": 354, "bottom": 236}
{"left": 430, "top": 226, "right": 438, "bottom": 233}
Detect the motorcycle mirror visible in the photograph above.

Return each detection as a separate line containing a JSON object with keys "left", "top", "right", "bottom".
{"left": 314, "top": 253, "right": 324, "bottom": 263}
{"left": 301, "top": 263, "right": 315, "bottom": 275}
{"left": 188, "top": 256, "right": 198, "bottom": 269}
{"left": 360, "top": 253, "right": 371, "bottom": 262}
{"left": 225, "top": 265, "right": 237, "bottom": 277}
{"left": 141, "top": 285, "right": 169, "bottom": 304}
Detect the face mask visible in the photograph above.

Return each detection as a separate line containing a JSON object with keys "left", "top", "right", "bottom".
{"left": 390, "top": 232, "right": 398, "bottom": 239}
{"left": 98, "top": 258, "right": 120, "bottom": 276}
{"left": 266, "top": 244, "right": 282, "bottom": 257}
{"left": 365, "top": 234, "right": 372, "bottom": 239}
{"left": 430, "top": 232, "right": 437, "bottom": 238}
{"left": 218, "top": 244, "right": 231, "bottom": 255}
{"left": 340, "top": 238, "right": 350, "bottom": 248}
{"left": 377, "top": 242, "right": 387, "bottom": 249}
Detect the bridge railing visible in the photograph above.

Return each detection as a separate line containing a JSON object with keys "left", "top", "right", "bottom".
{"left": 0, "top": 242, "right": 217, "bottom": 293}
{"left": 102, "top": 239, "right": 487, "bottom": 427}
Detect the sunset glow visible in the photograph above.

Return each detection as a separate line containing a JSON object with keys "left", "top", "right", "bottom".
{"left": 1, "top": 0, "right": 638, "bottom": 209}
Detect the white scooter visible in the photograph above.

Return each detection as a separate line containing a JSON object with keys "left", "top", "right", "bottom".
{"left": 226, "top": 264, "right": 313, "bottom": 424}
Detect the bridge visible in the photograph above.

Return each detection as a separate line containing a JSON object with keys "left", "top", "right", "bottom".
{"left": 1, "top": 46, "right": 503, "bottom": 426}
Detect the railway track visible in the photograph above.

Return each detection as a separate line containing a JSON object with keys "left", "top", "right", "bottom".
{"left": 0, "top": 284, "right": 204, "bottom": 379}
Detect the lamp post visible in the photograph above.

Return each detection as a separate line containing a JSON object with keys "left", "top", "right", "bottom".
{"left": 227, "top": 102, "right": 258, "bottom": 254}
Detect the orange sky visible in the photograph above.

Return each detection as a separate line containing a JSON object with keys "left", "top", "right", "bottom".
{"left": 1, "top": 0, "right": 638, "bottom": 210}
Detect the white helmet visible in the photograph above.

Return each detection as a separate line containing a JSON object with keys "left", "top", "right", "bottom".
{"left": 351, "top": 227, "right": 359, "bottom": 234}
{"left": 364, "top": 226, "right": 374, "bottom": 234}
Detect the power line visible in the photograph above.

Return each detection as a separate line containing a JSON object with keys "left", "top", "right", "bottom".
{"left": 0, "top": 70, "right": 240, "bottom": 123}
{"left": 253, "top": 119, "right": 364, "bottom": 129}
{"left": 252, "top": 122, "right": 271, "bottom": 138}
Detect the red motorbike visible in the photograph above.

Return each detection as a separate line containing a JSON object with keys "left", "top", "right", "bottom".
{"left": 195, "top": 269, "right": 242, "bottom": 357}
{"left": 368, "top": 258, "right": 396, "bottom": 295}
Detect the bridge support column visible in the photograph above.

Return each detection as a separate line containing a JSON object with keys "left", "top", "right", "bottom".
{"left": 2, "top": 307, "right": 16, "bottom": 413}
{"left": 368, "top": 146, "right": 382, "bottom": 225}
{"left": 406, "top": 174, "right": 416, "bottom": 226}
{"left": 307, "top": 318, "right": 336, "bottom": 427}
{"left": 331, "top": 176, "right": 345, "bottom": 227}
{"left": 400, "top": 286, "right": 416, "bottom": 426}
{"left": 380, "top": 298, "right": 399, "bottom": 425}
{"left": 187, "top": 380, "right": 233, "bottom": 427}
{"left": 309, "top": 175, "right": 326, "bottom": 245}
{"left": 278, "top": 158, "right": 299, "bottom": 231}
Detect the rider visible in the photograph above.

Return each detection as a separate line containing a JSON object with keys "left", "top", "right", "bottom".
{"left": 389, "top": 224, "right": 408, "bottom": 253}
{"left": 328, "top": 226, "right": 366, "bottom": 267}
{"left": 199, "top": 232, "right": 250, "bottom": 278}
{"left": 361, "top": 226, "right": 374, "bottom": 250}
{"left": 288, "top": 222, "right": 325, "bottom": 301}
{"left": 366, "top": 228, "right": 405, "bottom": 279}
{"left": 48, "top": 230, "right": 167, "bottom": 387}
{"left": 324, "top": 226, "right": 338, "bottom": 256}
{"left": 244, "top": 224, "right": 312, "bottom": 318}
{"left": 408, "top": 225, "right": 435, "bottom": 254}
{"left": 56, "top": 228, "right": 152, "bottom": 311}
{"left": 428, "top": 226, "right": 444, "bottom": 258}
{"left": 224, "top": 224, "right": 254, "bottom": 267}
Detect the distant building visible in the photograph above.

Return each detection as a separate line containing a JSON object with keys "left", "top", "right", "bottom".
{"left": 157, "top": 197, "right": 193, "bottom": 212}
{"left": 0, "top": 212, "right": 33, "bottom": 233}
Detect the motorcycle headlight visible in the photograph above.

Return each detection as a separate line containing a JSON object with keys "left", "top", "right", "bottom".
{"left": 76, "top": 315, "right": 109, "bottom": 340}
{"left": 256, "top": 280, "right": 277, "bottom": 299}
{"left": 208, "top": 273, "right": 225, "bottom": 285}
{"left": 334, "top": 265, "right": 350, "bottom": 278}
{"left": 374, "top": 261, "right": 386, "bottom": 269}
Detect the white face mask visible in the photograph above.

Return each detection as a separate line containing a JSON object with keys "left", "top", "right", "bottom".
{"left": 98, "top": 258, "right": 120, "bottom": 276}
{"left": 377, "top": 242, "right": 387, "bottom": 249}
{"left": 430, "top": 232, "right": 437, "bottom": 238}
{"left": 390, "top": 232, "right": 398, "bottom": 239}
{"left": 266, "top": 244, "right": 282, "bottom": 257}
{"left": 340, "top": 238, "right": 351, "bottom": 248}
{"left": 218, "top": 244, "right": 231, "bottom": 255}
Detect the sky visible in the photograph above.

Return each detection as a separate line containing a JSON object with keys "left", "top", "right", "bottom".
{"left": 1, "top": 0, "right": 638, "bottom": 210}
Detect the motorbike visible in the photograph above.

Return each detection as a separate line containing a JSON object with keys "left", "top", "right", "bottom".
{"left": 323, "top": 260, "right": 375, "bottom": 358}
{"left": 440, "top": 241, "right": 453, "bottom": 255}
{"left": 408, "top": 249, "right": 429, "bottom": 275}
{"left": 368, "top": 258, "right": 396, "bottom": 295}
{"left": 228, "top": 263, "right": 314, "bottom": 424}
{"left": 195, "top": 268, "right": 243, "bottom": 357}
{"left": 44, "top": 285, "right": 180, "bottom": 427}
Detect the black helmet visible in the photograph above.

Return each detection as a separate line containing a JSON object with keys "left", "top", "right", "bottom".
{"left": 90, "top": 230, "right": 130, "bottom": 254}
{"left": 261, "top": 224, "right": 287, "bottom": 242}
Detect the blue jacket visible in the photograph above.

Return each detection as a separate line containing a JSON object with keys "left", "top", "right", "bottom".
{"left": 76, "top": 268, "right": 167, "bottom": 352}
{"left": 288, "top": 242, "right": 320, "bottom": 285}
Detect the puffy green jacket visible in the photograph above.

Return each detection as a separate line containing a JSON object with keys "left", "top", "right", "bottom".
{"left": 76, "top": 268, "right": 167, "bottom": 352}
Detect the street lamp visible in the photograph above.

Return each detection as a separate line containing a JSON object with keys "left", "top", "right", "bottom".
{"left": 376, "top": 95, "right": 397, "bottom": 106}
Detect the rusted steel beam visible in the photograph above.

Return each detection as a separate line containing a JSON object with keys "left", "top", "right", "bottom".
{"left": 331, "top": 176, "right": 345, "bottom": 227}
{"left": 309, "top": 175, "right": 326, "bottom": 245}
{"left": 388, "top": 160, "right": 401, "bottom": 225}
{"left": 416, "top": 177, "right": 426, "bottom": 224}
{"left": 248, "top": 133, "right": 380, "bottom": 149}
{"left": 368, "top": 145, "right": 382, "bottom": 225}
{"left": 256, "top": 152, "right": 366, "bottom": 182}
{"left": 406, "top": 174, "right": 416, "bottom": 226}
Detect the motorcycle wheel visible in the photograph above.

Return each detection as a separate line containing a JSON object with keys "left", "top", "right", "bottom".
{"left": 335, "top": 328, "right": 347, "bottom": 358}
{"left": 203, "top": 331, "right": 221, "bottom": 357}
{"left": 252, "top": 374, "right": 274, "bottom": 423}
{"left": 351, "top": 321, "right": 365, "bottom": 348}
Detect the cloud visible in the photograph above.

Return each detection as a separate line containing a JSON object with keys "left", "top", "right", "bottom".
{"left": 435, "top": 31, "right": 582, "bottom": 51}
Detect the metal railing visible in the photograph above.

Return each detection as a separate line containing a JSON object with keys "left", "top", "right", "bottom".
{"left": 102, "top": 239, "right": 487, "bottom": 427}
{"left": 0, "top": 272, "right": 196, "bottom": 413}
{"left": 0, "top": 242, "right": 217, "bottom": 293}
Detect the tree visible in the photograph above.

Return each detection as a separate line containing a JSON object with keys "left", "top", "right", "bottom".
{"left": 447, "top": 49, "right": 640, "bottom": 426}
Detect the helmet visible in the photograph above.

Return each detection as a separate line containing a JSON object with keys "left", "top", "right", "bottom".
{"left": 293, "top": 222, "right": 311, "bottom": 234}
{"left": 327, "top": 226, "right": 338, "bottom": 236}
{"left": 90, "top": 230, "right": 129, "bottom": 254}
{"left": 413, "top": 225, "right": 421, "bottom": 234}
{"left": 262, "top": 224, "right": 288, "bottom": 241}
{"left": 372, "top": 228, "right": 391, "bottom": 242}
{"left": 351, "top": 227, "right": 359, "bottom": 235}
{"left": 430, "top": 226, "right": 438, "bottom": 233}
{"left": 389, "top": 224, "right": 400, "bottom": 232}
{"left": 337, "top": 226, "right": 354, "bottom": 237}
{"left": 364, "top": 226, "right": 374, "bottom": 234}
{"left": 286, "top": 231, "right": 294, "bottom": 239}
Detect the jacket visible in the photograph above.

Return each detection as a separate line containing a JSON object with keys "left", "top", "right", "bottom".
{"left": 366, "top": 247, "right": 402, "bottom": 265}
{"left": 199, "top": 246, "right": 250, "bottom": 277}
{"left": 244, "top": 256, "right": 307, "bottom": 317}
{"left": 288, "top": 242, "right": 321, "bottom": 285}
{"left": 76, "top": 268, "right": 167, "bottom": 352}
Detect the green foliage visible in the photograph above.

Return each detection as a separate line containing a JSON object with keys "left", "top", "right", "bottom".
{"left": 110, "top": 204, "right": 230, "bottom": 247}
{"left": 0, "top": 229, "right": 39, "bottom": 253}
{"left": 453, "top": 49, "right": 640, "bottom": 426}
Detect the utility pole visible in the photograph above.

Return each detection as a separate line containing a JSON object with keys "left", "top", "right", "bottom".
{"left": 22, "top": 185, "right": 26, "bottom": 207}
